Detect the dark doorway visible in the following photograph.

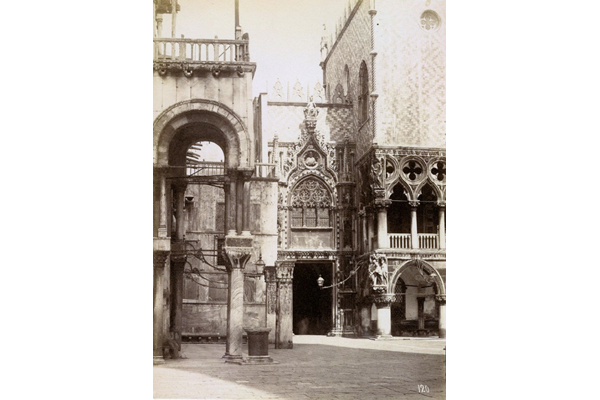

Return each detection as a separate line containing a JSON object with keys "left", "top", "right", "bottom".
{"left": 293, "top": 262, "right": 332, "bottom": 335}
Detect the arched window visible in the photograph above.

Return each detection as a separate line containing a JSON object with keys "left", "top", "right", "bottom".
{"left": 358, "top": 61, "right": 369, "bottom": 123}
{"left": 290, "top": 179, "right": 331, "bottom": 227}
{"left": 344, "top": 64, "right": 350, "bottom": 96}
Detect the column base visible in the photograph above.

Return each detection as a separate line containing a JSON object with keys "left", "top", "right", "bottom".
{"left": 371, "top": 335, "right": 394, "bottom": 341}
{"left": 153, "top": 356, "right": 165, "bottom": 365}
{"left": 327, "top": 329, "right": 343, "bottom": 337}
{"left": 228, "top": 356, "right": 279, "bottom": 365}
{"left": 224, "top": 355, "right": 244, "bottom": 364}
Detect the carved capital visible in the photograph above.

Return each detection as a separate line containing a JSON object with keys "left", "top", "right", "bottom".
{"left": 153, "top": 251, "right": 169, "bottom": 270}
{"left": 372, "top": 293, "right": 396, "bottom": 307}
{"left": 275, "top": 260, "right": 295, "bottom": 283}
{"left": 223, "top": 235, "right": 253, "bottom": 271}
{"left": 437, "top": 201, "right": 446, "bottom": 209}
{"left": 435, "top": 294, "right": 446, "bottom": 305}
{"left": 408, "top": 200, "right": 420, "bottom": 208}
{"left": 263, "top": 266, "right": 277, "bottom": 283}
{"left": 373, "top": 198, "right": 392, "bottom": 210}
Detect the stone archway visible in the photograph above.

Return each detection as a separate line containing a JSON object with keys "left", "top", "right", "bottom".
{"left": 389, "top": 260, "right": 446, "bottom": 337}
{"left": 153, "top": 99, "right": 256, "bottom": 363}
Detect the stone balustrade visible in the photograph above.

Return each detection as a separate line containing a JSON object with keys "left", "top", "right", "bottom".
{"left": 154, "top": 38, "right": 250, "bottom": 63}
{"left": 388, "top": 233, "right": 440, "bottom": 249}
{"left": 186, "top": 162, "right": 225, "bottom": 177}
{"left": 254, "top": 163, "right": 278, "bottom": 179}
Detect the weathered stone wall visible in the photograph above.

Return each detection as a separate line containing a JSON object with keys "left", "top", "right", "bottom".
{"left": 153, "top": 72, "right": 254, "bottom": 131}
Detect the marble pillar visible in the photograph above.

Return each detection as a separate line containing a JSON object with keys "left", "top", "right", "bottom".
{"left": 223, "top": 235, "right": 253, "bottom": 362}
{"left": 375, "top": 199, "right": 391, "bottom": 249}
{"left": 153, "top": 251, "right": 169, "bottom": 364}
{"left": 437, "top": 295, "right": 446, "bottom": 338}
{"left": 170, "top": 258, "right": 185, "bottom": 357}
{"left": 372, "top": 294, "right": 394, "bottom": 339}
{"left": 226, "top": 173, "right": 237, "bottom": 236}
{"left": 158, "top": 173, "right": 168, "bottom": 238}
{"left": 264, "top": 266, "right": 278, "bottom": 344}
{"left": 410, "top": 201, "right": 419, "bottom": 249}
{"left": 275, "top": 261, "right": 295, "bottom": 349}
{"left": 438, "top": 203, "right": 446, "bottom": 250}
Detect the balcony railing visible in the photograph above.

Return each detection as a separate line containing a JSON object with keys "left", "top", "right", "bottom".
{"left": 154, "top": 38, "right": 250, "bottom": 62}
{"left": 388, "top": 233, "right": 440, "bottom": 249}
{"left": 254, "top": 163, "right": 278, "bottom": 179}
{"left": 186, "top": 162, "right": 225, "bottom": 177}
{"left": 389, "top": 233, "right": 411, "bottom": 249}
{"left": 418, "top": 234, "right": 438, "bottom": 249}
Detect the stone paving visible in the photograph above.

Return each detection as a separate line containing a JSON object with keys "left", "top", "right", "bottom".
{"left": 154, "top": 335, "right": 446, "bottom": 400}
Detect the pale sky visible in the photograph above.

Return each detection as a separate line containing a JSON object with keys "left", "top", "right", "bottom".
{"left": 159, "top": 0, "right": 350, "bottom": 97}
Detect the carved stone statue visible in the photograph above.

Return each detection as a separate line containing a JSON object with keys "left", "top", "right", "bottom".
{"left": 371, "top": 157, "right": 383, "bottom": 189}
{"left": 369, "top": 254, "right": 388, "bottom": 287}
{"left": 304, "top": 96, "right": 319, "bottom": 119}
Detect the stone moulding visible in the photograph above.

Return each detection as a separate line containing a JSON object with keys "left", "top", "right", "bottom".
{"left": 153, "top": 61, "right": 256, "bottom": 77}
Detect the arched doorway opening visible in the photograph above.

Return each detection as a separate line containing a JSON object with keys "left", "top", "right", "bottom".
{"left": 293, "top": 261, "right": 333, "bottom": 335}
{"left": 391, "top": 261, "right": 444, "bottom": 337}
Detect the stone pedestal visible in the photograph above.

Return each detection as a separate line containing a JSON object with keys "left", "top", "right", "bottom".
{"left": 372, "top": 293, "right": 395, "bottom": 340}
{"left": 242, "top": 328, "right": 277, "bottom": 364}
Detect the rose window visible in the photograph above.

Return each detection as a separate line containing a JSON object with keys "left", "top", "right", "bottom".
{"left": 420, "top": 10, "right": 440, "bottom": 31}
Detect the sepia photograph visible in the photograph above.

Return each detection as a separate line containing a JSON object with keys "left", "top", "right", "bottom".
{"left": 153, "top": 1, "right": 446, "bottom": 399}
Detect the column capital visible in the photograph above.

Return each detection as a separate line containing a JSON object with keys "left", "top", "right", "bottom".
{"left": 172, "top": 180, "right": 188, "bottom": 193}
{"left": 373, "top": 198, "right": 392, "bottom": 210}
{"left": 263, "top": 266, "right": 277, "bottom": 283}
{"left": 275, "top": 260, "right": 295, "bottom": 283}
{"left": 408, "top": 200, "right": 420, "bottom": 208}
{"left": 371, "top": 293, "right": 396, "bottom": 308}
{"left": 435, "top": 294, "right": 446, "bottom": 305}
{"left": 153, "top": 251, "right": 169, "bottom": 270}
{"left": 437, "top": 201, "right": 446, "bottom": 209}
{"left": 223, "top": 234, "right": 254, "bottom": 271}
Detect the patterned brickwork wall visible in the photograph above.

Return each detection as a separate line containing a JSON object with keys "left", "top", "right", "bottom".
{"left": 376, "top": 0, "right": 446, "bottom": 148}
{"left": 262, "top": 103, "right": 354, "bottom": 145}
{"left": 323, "top": 0, "right": 446, "bottom": 151}
{"left": 323, "top": 0, "right": 372, "bottom": 159}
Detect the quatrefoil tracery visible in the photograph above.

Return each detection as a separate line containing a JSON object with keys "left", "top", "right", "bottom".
{"left": 402, "top": 160, "right": 423, "bottom": 181}
{"left": 291, "top": 179, "right": 331, "bottom": 208}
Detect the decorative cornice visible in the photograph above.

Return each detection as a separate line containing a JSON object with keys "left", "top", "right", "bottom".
{"left": 153, "top": 61, "right": 256, "bottom": 77}
{"left": 278, "top": 250, "right": 353, "bottom": 260}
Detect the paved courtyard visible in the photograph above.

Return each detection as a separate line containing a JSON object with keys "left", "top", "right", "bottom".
{"left": 153, "top": 335, "right": 446, "bottom": 400}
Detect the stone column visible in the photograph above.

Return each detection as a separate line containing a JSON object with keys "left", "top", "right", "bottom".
{"left": 437, "top": 294, "right": 446, "bottom": 338}
{"left": 438, "top": 203, "right": 446, "bottom": 250}
{"left": 275, "top": 261, "right": 295, "bottom": 349}
{"left": 223, "top": 235, "right": 254, "bottom": 362}
{"left": 236, "top": 178, "right": 244, "bottom": 235}
{"left": 153, "top": 251, "right": 169, "bottom": 364}
{"left": 240, "top": 169, "right": 254, "bottom": 235}
{"left": 158, "top": 173, "right": 168, "bottom": 238}
{"left": 264, "top": 266, "right": 278, "bottom": 344}
{"left": 170, "top": 256, "right": 185, "bottom": 358}
{"left": 358, "top": 209, "right": 366, "bottom": 252}
{"left": 417, "top": 297, "right": 425, "bottom": 331}
{"left": 173, "top": 182, "right": 187, "bottom": 240}
{"left": 366, "top": 208, "right": 375, "bottom": 251}
{"left": 226, "top": 172, "right": 237, "bottom": 235}
{"left": 170, "top": 0, "right": 177, "bottom": 38}
{"left": 409, "top": 201, "right": 419, "bottom": 249}
{"left": 375, "top": 199, "right": 391, "bottom": 249}
{"left": 372, "top": 294, "right": 394, "bottom": 339}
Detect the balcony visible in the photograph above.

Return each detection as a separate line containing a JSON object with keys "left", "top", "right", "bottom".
{"left": 154, "top": 38, "right": 250, "bottom": 63}
{"left": 388, "top": 233, "right": 442, "bottom": 250}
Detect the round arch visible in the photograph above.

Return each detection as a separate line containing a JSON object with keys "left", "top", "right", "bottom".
{"left": 389, "top": 260, "right": 446, "bottom": 295}
{"left": 153, "top": 99, "right": 251, "bottom": 170}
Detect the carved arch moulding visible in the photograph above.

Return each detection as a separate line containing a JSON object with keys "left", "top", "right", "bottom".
{"left": 153, "top": 99, "right": 251, "bottom": 169}
{"left": 358, "top": 148, "right": 446, "bottom": 204}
